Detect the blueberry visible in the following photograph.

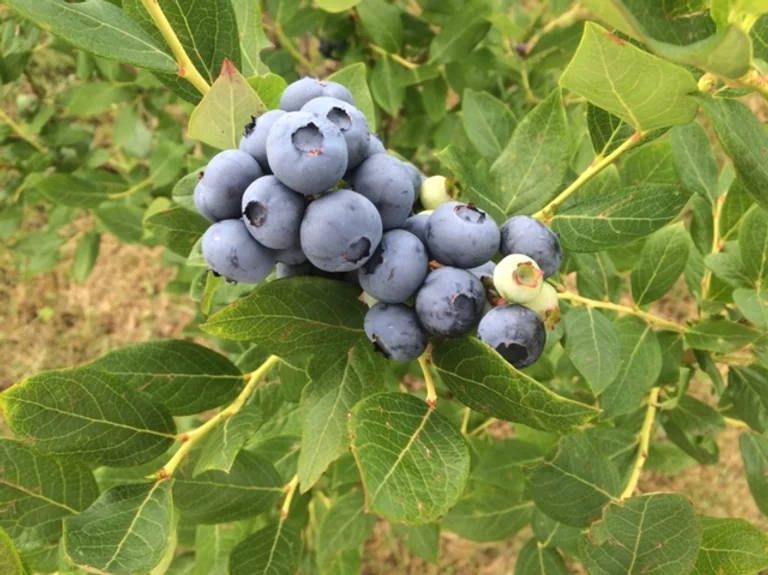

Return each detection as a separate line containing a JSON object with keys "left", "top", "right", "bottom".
{"left": 266, "top": 112, "right": 348, "bottom": 196}
{"left": 300, "top": 189, "right": 383, "bottom": 272}
{"left": 469, "top": 261, "right": 496, "bottom": 281}
{"left": 401, "top": 213, "right": 430, "bottom": 248}
{"left": 364, "top": 303, "right": 428, "bottom": 362}
{"left": 366, "top": 134, "right": 386, "bottom": 157}
{"left": 420, "top": 175, "right": 453, "bottom": 210}
{"left": 202, "top": 219, "right": 276, "bottom": 284}
{"left": 477, "top": 304, "right": 546, "bottom": 369}
{"left": 402, "top": 161, "right": 426, "bottom": 202}
{"left": 349, "top": 154, "right": 414, "bottom": 230}
{"left": 194, "top": 150, "right": 263, "bottom": 221}
{"left": 279, "top": 77, "right": 354, "bottom": 112}
{"left": 276, "top": 261, "right": 314, "bottom": 279}
{"left": 426, "top": 202, "right": 500, "bottom": 269}
{"left": 358, "top": 229, "right": 429, "bottom": 303}
{"left": 301, "top": 97, "right": 370, "bottom": 169}
{"left": 241, "top": 175, "right": 305, "bottom": 250}
{"left": 494, "top": 254, "right": 543, "bottom": 304}
{"left": 275, "top": 242, "right": 308, "bottom": 265}
{"left": 239, "top": 110, "right": 286, "bottom": 172}
{"left": 500, "top": 215, "right": 562, "bottom": 278}
{"left": 415, "top": 267, "right": 485, "bottom": 337}
{"left": 525, "top": 282, "right": 561, "bottom": 330}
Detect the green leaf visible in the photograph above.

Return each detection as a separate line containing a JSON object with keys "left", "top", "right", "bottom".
{"left": 586, "top": 104, "right": 666, "bottom": 157}
{"left": 432, "top": 337, "right": 599, "bottom": 433}
{"left": 515, "top": 539, "right": 568, "bottom": 575}
{"left": 734, "top": 288, "right": 768, "bottom": 328}
{"left": 584, "top": 427, "right": 639, "bottom": 481}
{"left": 64, "top": 481, "right": 173, "bottom": 575}
{"left": 31, "top": 173, "right": 112, "bottom": 208}
{"left": 489, "top": 89, "right": 571, "bottom": 216}
{"left": 725, "top": 366, "right": 768, "bottom": 433}
{"left": 348, "top": 392, "right": 470, "bottom": 524}
{"left": 620, "top": 139, "right": 677, "bottom": 186}
{"left": 600, "top": 316, "right": 662, "bottom": 417}
{"left": 461, "top": 89, "right": 516, "bottom": 161}
{"left": 328, "top": 63, "right": 376, "bottom": 130}
{"left": 144, "top": 199, "right": 210, "bottom": 258}
{"left": 739, "top": 206, "right": 768, "bottom": 287}
{"left": 84, "top": 339, "right": 245, "bottom": 416}
{"left": 247, "top": 73, "right": 287, "bottom": 110}
{"left": 692, "top": 515, "right": 768, "bottom": 575}
{"left": 441, "top": 486, "right": 533, "bottom": 542}
{"left": 316, "top": 0, "right": 361, "bottom": 12}
{"left": 551, "top": 184, "right": 692, "bottom": 253}
{"left": 670, "top": 121, "right": 719, "bottom": 200}
{"left": 356, "top": 0, "right": 402, "bottom": 53}
{"left": 0, "top": 368, "right": 176, "bottom": 467}
{"left": 662, "top": 395, "right": 724, "bottom": 465}
{"left": 94, "top": 203, "right": 144, "bottom": 244}
{"left": 370, "top": 56, "right": 405, "bottom": 116}
{"left": 471, "top": 438, "right": 543, "bottom": 492}
{"left": 66, "top": 82, "right": 128, "bottom": 117}
{"left": 0, "top": 528, "right": 26, "bottom": 575}
{"left": 581, "top": 493, "right": 701, "bottom": 575}
{"left": 436, "top": 146, "right": 503, "bottom": 223}
{"left": 229, "top": 522, "right": 302, "bottom": 575}
{"left": 391, "top": 524, "right": 439, "bottom": 564}
{"left": 194, "top": 522, "right": 251, "bottom": 575}
{"left": 705, "top": 251, "right": 752, "bottom": 289}
{"left": 316, "top": 490, "right": 375, "bottom": 555}
{"left": 174, "top": 451, "right": 283, "bottom": 524}
{"left": 70, "top": 231, "right": 100, "bottom": 284}
{"left": 188, "top": 60, "right": 266, "bottom": 150}
{"left": 721, "top": 179, "right": 754, "bottom": 243}
{"left": 298, "top": 344, "right": 387, "bottom": 491}
{"left": 739, "top": 431, "right": 768, "bottom": 516}
{"left": 527, "top": 431, "right": 622, "bottom": 528}
{"left": 3, "top": 0, "right": 176, "bottom": 72}
{"left": 172, "top": 169, "right": 204, "bottom": 213}
{"left": 696, "top": 95, "right": 768, "bottom": 210}
{"left": 0, "top": 440, "right": 99, "bottom": 543}
{"left": 685, "top": 319, "right": 759, "bottom": 354}
{"left": 194, "top": 405, "right": 263, "bottom": 476}
{"left": 123, "top": 0, "right": 241, "bottom": 103}
{"left": 563, "top": 307, "right": 622, "bottom": 394}
{"left": 232, "top": 0, "right": 271, "bottom": 76}
{"left": 202, "top": 278, "right": 367, "bottom": 356}
{"left": 560, "top": 23, "right": 698, "bottom": 131}
{"left": 631, "top": 223, "right": 690, "bottom": 306}
{"left": 428, "top": 0, "right": 492, "bottom": 64}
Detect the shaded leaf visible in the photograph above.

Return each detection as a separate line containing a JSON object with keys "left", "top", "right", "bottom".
{"left": 670, "top": 121, "right": 718, "bottom": 200}
{"left": 316, "top": 490, "right": 375, "bottom": 554}
{"left": 692, "top": 515, "right": 768, "bottom": 574}
{"left": 229, "top": 522, "right": 302, "bottom": 575}
{"left": 739, "top": 431, "right": 768, "bottom": 516}
{"left": 461, "top": 89, "right": 516, "bottom": 161}
{"left": 563, "top": 307, "right": 621, "bottom": 394}
{"left": 428, "top": 0, "right": 492, "bottom": 64}
{"left": 515, "top": 539, "right": 568, "bottom": 575}
{"left": 685, "top": 319, "right": 759, "bottom": 354}
{"left": 328, "top": 63, "right": 376, "bottom": 129}
{"left": 441, "top": 486, "right": 533, "bottom": 542}
{"left": 143, "top": 199, "right": 210, "bottom": 258}
{"left": 194, "top": 405, "right": 263, "bottom": 476}
{"left": 391, "top": 524, "right": 439, "bottom": 564}
{"left": 631, "top": 223, "right": 689, "bottom": 305}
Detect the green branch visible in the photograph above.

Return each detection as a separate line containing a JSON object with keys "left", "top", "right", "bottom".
{"left": 0, "top": 109, "right": 47, "bottom": 153}
{"left": 621, "top": 386, "right": 660, "bottom": 500}
{"left": 418, "top": 352, "right": 438, "bottom": 408}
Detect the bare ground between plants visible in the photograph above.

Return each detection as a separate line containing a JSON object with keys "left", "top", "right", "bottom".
{"left": 1, "top": 238, "right": 765, "bottom": 574}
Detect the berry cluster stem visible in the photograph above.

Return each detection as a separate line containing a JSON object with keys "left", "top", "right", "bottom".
{"left": 418, "top": 352, "right": 438, "bottom": 407}
{"left": 139, "top": 0, "right": 211, "bottom": 96}
{"left": 533, "top": 131, "right": 643, "bottom": 223}
{"left": 280, "top": 474, "right": 300, "bottom": 519}
{"left": 621, "top": 386, "right": 660, "bottom": 500}
{"left": 153, "top": 355, "right": 280, "bottom": 479}
{"left": 557, "top": 290, "right": 686, "bottom": 333}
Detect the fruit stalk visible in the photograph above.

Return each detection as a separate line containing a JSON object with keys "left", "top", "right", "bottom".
{"left": 139, "top": 0, "right": 211, "bottom": 95}
{"left": 418, "top": 352, "right": 438, "bottom": 407}
{"left": 153, "top": 355, "right": 280, "bottom": 479}
{"left": 621, "top": 386, "right": 661, "bottom": 500}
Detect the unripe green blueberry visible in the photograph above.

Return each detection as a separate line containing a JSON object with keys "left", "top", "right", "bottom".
{"left": 494, "top": 254, "right": 544, "bottom": 304}
{"left": 419, "top": 176, "right": 454, "bottom": 210}
{"left": 525, "top": 282, "right": 560, "bottom": 329}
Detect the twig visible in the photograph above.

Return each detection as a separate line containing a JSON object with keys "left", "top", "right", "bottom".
{"left": 460, "top": 407, "right": 471, "bottom": 435}
{"left": 280, "top": 474, "right": 300, "bottom": 519}
{"left": 621, "top": 387, "right": 660, "bottom": 500}
{"left": 418, "top": 352, "right": 437, "bottom": 408}
{"left": 369, "top": 45, "right": 418, "bottom": 70}
{"left": 468, "top": 417, "right": 498, "bottom": 437}
{"left": 107, "top": 176, "right": 153, "bottom": 200}
{"left": 557, "top": 291, "right": 686, "bottom": 333}
{"left": 0, "top": 109, "right": 47, "bottom": 153}
{"left": 139, "top": 0, "right": 210, "bottom": 95}
{"left": 524, "top": 4, "right": 590, "bottom": 55}
{"left": 701, "top": 194, "right": 725, "bottom": 301}
{"left": 724, "top": 416, "right": 749, "bottom": 430}
{"left": 274, "top": 25, "right": 315, "bottom": 74}
{"left": 153, "top": 355, "right": 280, "bottom": 479}
{"left": 533, "top": 131, "right": 643, "bottom": 222}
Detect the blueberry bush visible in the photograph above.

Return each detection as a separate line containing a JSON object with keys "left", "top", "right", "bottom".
{"left": 2, "top": 1, "right": 768, "bottom": 574}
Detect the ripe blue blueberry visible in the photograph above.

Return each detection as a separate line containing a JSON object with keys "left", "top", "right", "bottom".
{"left": 477, "top": 304, "right": 546, "bottom": 369}
{"left": 401, "top": 161, "right": 426, "bottom": 203}
{"left": 401, "top": 213, "right": 430, "bottom": 250}
{"left": 415, "top": 267, "right": 485, "bottom": 337}
{"left": 241, "top": 175, "right": 305, "bottom": 250}
{"left": 239, "top": 110, "right": 286, "bottom": 172}
{"left": 266, "top": 112, "right": 348, "bottom": 196}
{"left": 494, "top": 254, "right": 543, "bottom": 304}
{"left": 358, "top": 229, "right": 429, "bottom": 304}
{"left": 364, "top": 303, "right": 428, "bottom": 362}
{"left": 366, "top": 134, "right": 386, "bottom": 157}
{"left": 201, "top": 219, "right": 276, "bottom": 284}
{"left": 275, "top": 242, "right": 308, "bottom": 265}
{"left": 426, "top": 202, "right": 500, "bottom": 269}
{"left": 500, "top": 215, "right": 562, "bottom": 278}
{"left": 276, "top": 261, "right": 314, "bottom": 279}
{"left": 279, "top": 77, "right": 353, "bottom": 111}
{"left": 349, "top": 154, "right": 414, "bottom": 230}
{"left": 301, "top": 97, "right": 370, "bottom": 169}
{"left": 300, "top": 189, "right": 383, "bottom": 272}
{"left": 194, "top": 150, "right": 263, "bottom": 221}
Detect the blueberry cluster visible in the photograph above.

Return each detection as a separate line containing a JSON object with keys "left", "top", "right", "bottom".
{"left": 192, "top": 77, "right": 563, "bottom": 369}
